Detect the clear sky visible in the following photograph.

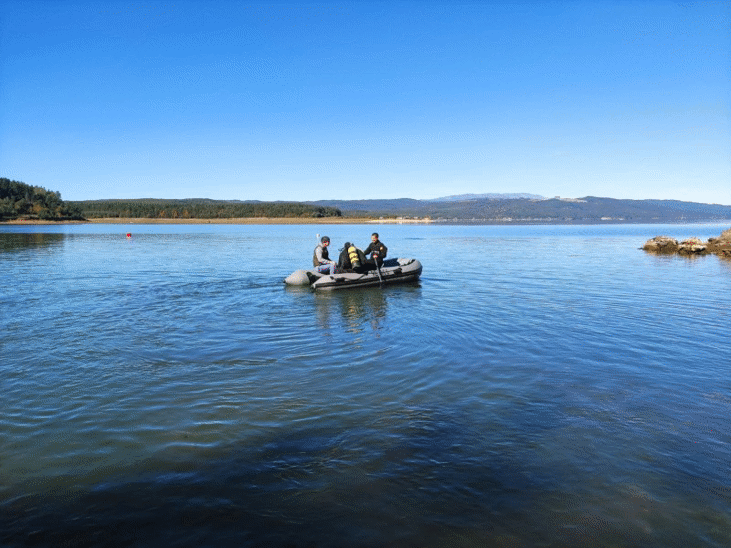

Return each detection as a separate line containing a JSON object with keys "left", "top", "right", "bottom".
{"left": 1, "top": 1, "right": 729, "bottom": 204}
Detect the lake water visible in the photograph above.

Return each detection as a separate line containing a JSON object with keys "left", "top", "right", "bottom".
{"left": 1, "top": 222, "right": 730, "bottom": 547}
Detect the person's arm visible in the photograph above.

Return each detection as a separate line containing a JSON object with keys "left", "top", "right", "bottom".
{"left": 320, "top": 247, "right": 335, "bottom": 265}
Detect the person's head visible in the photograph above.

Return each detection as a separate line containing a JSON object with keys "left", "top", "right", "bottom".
{"left": 342, "top": 242, "right": 351, "bottom": 251}
{"left": 321, "top": 236, "right": 330, "bottom": 246}
{"left": 371, "top": 232, "right": 379, "bottom": 243}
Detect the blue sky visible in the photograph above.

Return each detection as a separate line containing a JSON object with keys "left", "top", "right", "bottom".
{"left": 1, "top": 0, "right": 729, "bottom": 204}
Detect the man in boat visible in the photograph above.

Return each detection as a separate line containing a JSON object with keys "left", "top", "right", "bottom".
{"left": 363, "top": 232, "right": 388, "bottom": 268}
{"left": 313, "top": 236, "right": 337, "bottom": 275}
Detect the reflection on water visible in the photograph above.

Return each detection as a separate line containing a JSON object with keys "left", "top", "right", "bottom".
{"left": 717, "top": 254, "right": 731, "bottom": 272}
{"left": 314, "top": 287, "right": 389, "bottom": 336}
{"left": 0, "top": 232, "right": 64, "bottom": 253}
{"left": 284, "top": 286, "right": 391, "bottom": 341}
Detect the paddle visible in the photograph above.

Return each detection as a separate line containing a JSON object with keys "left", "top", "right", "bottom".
{"left": 372, "top": 250, "right": 384, "bottom": 286}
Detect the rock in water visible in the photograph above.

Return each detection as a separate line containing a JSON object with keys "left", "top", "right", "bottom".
{"left": 678, "top": 237, "right": 706, "bottom": 254}
{"left": 642, "top": 227, "right": 731, "bottom": 258}
{"left": 642, "top": 236, "right": 678, "bottom": 253}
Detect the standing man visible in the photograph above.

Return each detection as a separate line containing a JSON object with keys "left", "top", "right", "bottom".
{"left": 313, "top": 236, "right": 337, "bottom": 275}
{"left": 364, "top": 232, "right": 387, "bottom": 267}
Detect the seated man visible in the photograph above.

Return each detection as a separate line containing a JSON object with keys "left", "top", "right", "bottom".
{"left": 313, "top": 236, "right": 337, "bottom": 275}
{"left": 363, "top": 232, "right": 387, "bottom": 267}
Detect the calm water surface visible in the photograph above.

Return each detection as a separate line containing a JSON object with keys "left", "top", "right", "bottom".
{"left": 1, "top": 223, "right": 730, "bottom": 547}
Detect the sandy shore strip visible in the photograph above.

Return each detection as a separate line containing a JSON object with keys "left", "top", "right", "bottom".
{"left": 3, "top": 217, "right": 433, "bottom": 225}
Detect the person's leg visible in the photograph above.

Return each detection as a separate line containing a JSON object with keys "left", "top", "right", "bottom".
{"left": 316, "top": 264, "right": 335, "bottom": 275}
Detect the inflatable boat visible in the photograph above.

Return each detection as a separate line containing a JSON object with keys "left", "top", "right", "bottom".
{"left": 284, "top": 258, "right": 422, "bottom": 291}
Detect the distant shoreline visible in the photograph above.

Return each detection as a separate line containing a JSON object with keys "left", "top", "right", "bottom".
{"left": 1, "top": 217, "right": 434, "bottom": 225}
{"left": 2, "top": 217, "right": 728, "bottom": 226}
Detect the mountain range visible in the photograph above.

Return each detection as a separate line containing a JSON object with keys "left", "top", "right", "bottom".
{"left": 60, "top": 193, "right": 731, "bottom": 224}
{"left": 427, "top": 193, "right": 545, "bottom": 202}
{"left": 307, "top": 195, "right": 731, "bottom": 223}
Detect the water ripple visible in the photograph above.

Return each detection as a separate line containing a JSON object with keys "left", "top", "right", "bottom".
{"left": 1, "top": 224, "right": 730, "bottom": 547}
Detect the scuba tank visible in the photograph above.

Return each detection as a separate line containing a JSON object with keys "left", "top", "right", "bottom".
{"left": 347, "top": 244, "right": 361, "bottom": 269}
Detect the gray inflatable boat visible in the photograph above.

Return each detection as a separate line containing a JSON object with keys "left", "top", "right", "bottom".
{"left": 284, "top": 258, "right": 422, "bottom": 290}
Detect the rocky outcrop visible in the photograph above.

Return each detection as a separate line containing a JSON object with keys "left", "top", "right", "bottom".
{"left": 708, "top": 228, "right": 731, "bottom": 257}
{"left": 643, "top": 228, "right": 731, "bottom": 257}
{"left": 642, "top": 236, "right": 680, "bottom": 253}
{"left": 679, "top": 237, "right": 707, "bottom": 254}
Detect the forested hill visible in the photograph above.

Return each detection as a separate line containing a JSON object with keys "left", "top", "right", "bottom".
{"left": 68, "top": 198, "right": 343, "bottom": 219}
{"left": 0, "top": 178, "right": 84, "bottom": 221}
{"left": 308, "top": 196, "right": 731, "bottom": 223}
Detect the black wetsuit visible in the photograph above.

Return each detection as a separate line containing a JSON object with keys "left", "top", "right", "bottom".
{"left": 364, "top": 240, "right": 387, "bottom": 267}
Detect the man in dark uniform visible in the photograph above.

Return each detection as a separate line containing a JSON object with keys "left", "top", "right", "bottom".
{"left": 363, "top": 232, "right": 387, "bottom": 267}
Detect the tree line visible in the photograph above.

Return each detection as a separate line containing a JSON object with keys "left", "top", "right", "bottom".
{"left": 0, "top": 178, "right": 343, "bottom": 221}
{"left": 0, "top": 178, "right": 84, "bottom": 221}
{"left": 68, "top": 198, "right": 343, "bottom": 219}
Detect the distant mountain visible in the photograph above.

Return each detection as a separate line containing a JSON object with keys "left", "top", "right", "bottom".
{"left": 429, "top": 193, "right": 545, "bottom": 201}
{"left": 306, "top": 198, "right": 423, "bottom": 215}
{"left": 309, "top": 196, "right": 731, "bottom": 223}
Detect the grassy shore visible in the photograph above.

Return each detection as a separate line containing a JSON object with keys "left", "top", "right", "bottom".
{"left": 2, "top": 217, "right": 434, "bottom": 225}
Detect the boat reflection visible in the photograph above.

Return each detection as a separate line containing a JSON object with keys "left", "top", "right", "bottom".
{"left": 314, "top": 287, "right": 388, "bottom": 336}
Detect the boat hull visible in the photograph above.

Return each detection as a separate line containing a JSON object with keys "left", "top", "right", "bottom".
{"left": 284, "top": 259, "right": 422, "bottom": 290}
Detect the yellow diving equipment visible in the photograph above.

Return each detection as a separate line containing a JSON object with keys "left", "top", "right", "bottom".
{"left": 347, "top": 245, "right": 361, "bottom": 268}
